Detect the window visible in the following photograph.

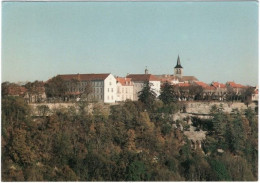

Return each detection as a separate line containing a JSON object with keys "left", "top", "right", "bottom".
{"left": 108, "top": 88, "right": 109, "bottom": 92}
{"left": 111, "top": 88, "right": 113, "bottom": 92}
{"left": 122, "top": 88, "right": 124, "bottom": 93}
{"left": 109, "top": 82, "right": 112, "bottom": 85}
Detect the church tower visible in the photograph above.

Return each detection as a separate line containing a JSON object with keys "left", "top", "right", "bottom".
{"left": 174, "top": 55, "right": 183, "bottom": 78}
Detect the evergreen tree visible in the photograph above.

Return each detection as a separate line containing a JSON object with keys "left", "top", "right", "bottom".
{"left": 159, "top": 82, "right": 177, "bottom": 104}
{"left": 138, "top": 81, "right": 156, "bottom": 109}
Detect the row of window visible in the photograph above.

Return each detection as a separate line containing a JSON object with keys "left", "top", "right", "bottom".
{"left": 94, "top": 95, "right": 103, "bottom": 100}
{"left": 117, "top": 87, "right": 131, "bottom": 93}
{"left": 107, "top": 95, "right": 114, "bottom": 100}
{"left": 107, "top": 88, "right": 114, "bottom": 92}
{"left": 93, "top": 87, "right": 103, "bottom": 93}
{"left": 67, "top": 81, "right": 104, "bottom": 87}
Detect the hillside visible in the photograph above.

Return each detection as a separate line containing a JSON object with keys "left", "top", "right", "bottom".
{"left": 2, "top": 96, "right": 258, "bottom": 181}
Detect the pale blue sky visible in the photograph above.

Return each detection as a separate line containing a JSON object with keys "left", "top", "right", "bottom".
{"left": 2, "top": 1, "right": 258, "bottom": 85}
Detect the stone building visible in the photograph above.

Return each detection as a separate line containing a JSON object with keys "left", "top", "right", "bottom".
{"left": 210, "top": 82, "right": 227, "bottom": 100}
{"left": 116, "top": 77, "right": 134, "bottom": 102}
{"left": 126, "top": 69, "right": 161, "bottom": 101}
{"left": 226, "top": 81, "right": 246, "bottom": 95}
{"left": 59, "top": 73, "right": 117, "bottom": 103}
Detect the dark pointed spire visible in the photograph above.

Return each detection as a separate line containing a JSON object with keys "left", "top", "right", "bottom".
{"left": 174, "top": 55, "right": 183, "bottom": 68}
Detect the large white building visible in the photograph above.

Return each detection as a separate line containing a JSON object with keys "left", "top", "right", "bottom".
{"left": 126, "top": 69, "right": 161, "bottom": 101}
{"left": 59, "top": 73, "right": 117, "bottom": 103}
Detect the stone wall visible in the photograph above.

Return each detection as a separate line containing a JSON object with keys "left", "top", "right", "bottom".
{"left": 185, "top": 101, "right": 257, "bottom": 114}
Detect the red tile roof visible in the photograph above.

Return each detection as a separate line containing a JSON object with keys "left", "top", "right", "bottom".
{"left": 116, "top": 77, "right": 133, "bottom": 86}
{"left": 226, "top": 81, "right": 246, "bottom": 88}
{"left": 179, "top": 76, "right": 198, "bottom": 82}
{"left": 126, "top": 74, "right": 160, "bottom": 81}
{"left": 211, "top": 82, "right": 226, "bottom": 89}
{"left": 155, "top": 75, "right": 179, "bottom": 83}
{"left": 58, "top": 73, "right": 110, "bottom": 81}
{"left": 177, "top": 83, "right": 190, "bottom": 87}
{"left": 194, "top": 81, "right": 215, "bottom": 90}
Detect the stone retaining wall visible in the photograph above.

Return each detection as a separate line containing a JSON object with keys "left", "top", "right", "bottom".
{"left": 185, "top": 102, "right": 256, "bottom": 114}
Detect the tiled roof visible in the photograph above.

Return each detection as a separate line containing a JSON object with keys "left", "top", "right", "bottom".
{"left": 155, "top": 75, "right": 179, "bottom": 84}
{"left": 156, "top": 74, "right": 179, "bottom": 79}
{"left": 211, "top": 82, "right": 226, "bottom": 89}
{"left": 179, "top": 76, "right": 198, "bottom": 82}
{"left": 116, "top": 77, "right": 133, "bottom": 86}
{"left": 126, "top": 74, "right": 160, "bottom": 81}
{"left": 58, "top": 73, "right": 110, "bottom": 81}
{"left": 194, "top": 81, "right": 215, "bottom": 90}
{"left": 226, "top": 81, "right": 246, "bottom": 88}
{"left": 177, "top": 83, "right": 190, "bottom": 87}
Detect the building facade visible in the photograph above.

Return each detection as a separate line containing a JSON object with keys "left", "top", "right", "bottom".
{"left": 59, "top": 73, "right": 117, "bottom": 103}
{"left": 116, "top": 77, "right": 134, "bottom": 102}
{"left": 126, "top": 70, "right": 161, "bottom": 101}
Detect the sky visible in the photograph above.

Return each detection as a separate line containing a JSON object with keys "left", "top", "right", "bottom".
{"left": 2, "top": 1, "right": 258, "bottom": 86}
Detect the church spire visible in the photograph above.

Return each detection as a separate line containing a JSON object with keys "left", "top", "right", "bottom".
{"left": 175, "top": 55, "right": 183, "bottom": 68}
{"left": 174, "top": 55, "right": 183, "bottom": 78}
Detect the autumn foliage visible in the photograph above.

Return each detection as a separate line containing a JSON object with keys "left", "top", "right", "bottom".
{"left": 1, "top": 96, "right": 258, "bottom": 181}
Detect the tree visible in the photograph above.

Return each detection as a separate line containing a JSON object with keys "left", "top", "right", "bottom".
{"left": 188, "top": 85, "right": 204, "bottom": 100}
{"left": 159, "top": 82, "right": 177, "bottom": 104}
{"left": 138, "top": 81, "right": 156, "bottom": 109}
{"left": 44, "top": 76, "right": 67, "bottom": 101}
{"left": 36, "top": 105, "right": 50, "bottom": 116}
{"left": 241, "top": 87, "right": 254, "bottom": 107}
{"left": 226, "top": 85, "right": 236, "bottom": 102}
{"left": 2, "top": 82, "right": 11, "bottom": 97}
{"left": 81, "top": 81, "right": 93, "bottom": 101}
{"left": 24, "top": 81, "right": 45, "bottom": 103}
{"left": 126, "top": 161, "right": 150, "bottom": 181}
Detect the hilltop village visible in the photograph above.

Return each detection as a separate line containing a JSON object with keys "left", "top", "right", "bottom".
{"left": 2, "top": 57, "right": 258, "bottom": 181}
{"left": 2, "top": 56, "right": 258, "bottom": 104}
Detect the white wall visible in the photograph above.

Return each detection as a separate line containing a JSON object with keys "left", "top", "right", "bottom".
{"left": 104, "top": 74, "right": 117, "bottom": 103}
{"left": 116, "top": 83, "right": 134, "bottom": 102}
{"left": 150, "top": 81, "right": 161, "bottom": 97}
{"left": 132, "top": 81, "right": 161, "bottom": 101}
